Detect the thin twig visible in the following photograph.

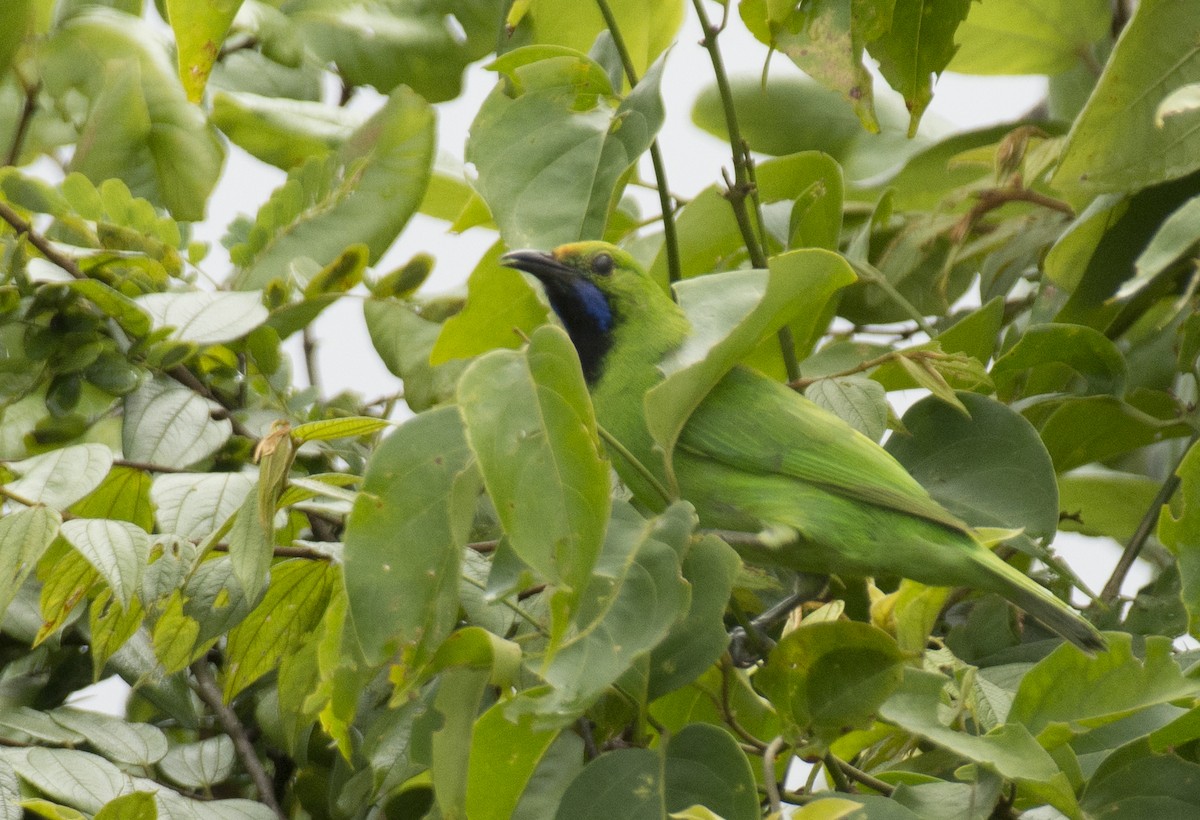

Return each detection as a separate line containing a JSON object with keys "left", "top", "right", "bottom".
{"left": 787, "top": 348, "right": 948, "bottom": 390}
{"left": 5, "top": 76, "right": 40, "bottom": 167}
{"left": 302, "top": 325, "right": 321, "bottom": 392}
{"left": 830, "top": 753, "right": 895, "bottom": 795}
{"left": 209, "top": 542, "right": 334, "bottom": 561}
{"left": 0, "top": 200, "right": 86, "bottom": 279}
{"left": 190, "top": 660, "right": 286, "bottom": 819}
{"left": 823, "top": 751, "right": 852, "bottom": 792}
{"left": 763, "top": 736, "right": 787, "bottom": 814}
{"left": 593, "top": 0, "right": 681, "bottom": 282}
{"left": 719, "top": 657, "right": 768, "bottom": 751}
{"left": 1098, "top": 434, "right": 1198, "bottom": 606}
{"left": 112, "top": 458, "right": 189, "bottom": 474}
{"left": 597, "top": 423, "right": 674, "bottom": 504}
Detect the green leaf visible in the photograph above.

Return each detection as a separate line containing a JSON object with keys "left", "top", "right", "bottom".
{"left": 291, "top": 0, "right": 502, "bottom": 103}
{"left": 879, "top": 669, "right": 1072, "bottom": 800}
{"left": 806, "top": 376, "right": 889, "bottom": 442}
{"left": 88, "top": 589, "right": 143, "bottom": 679}
{"left": 891, "top": 777, "right": 1002, "bottom": 820}
{"left": 1080, "top": 745, "right": 1200, "bottom": 818}
{"left": 466, "top": 708, "right": 562, "bottom": 820}
{"left": 211, "top": 90, "right": 360, "bottom": 169}
{"left": 757, "top": 620, "right": 905, "bottom": 745}
{"left": 364, "top": 298, "right": 466, "bottom": 412}
{"left": 157, "top": 736, "right": 236, "bottom": 790}
{"left": 555, "top": 748, "right": 663, "bottom": 820}
{"left": 647, "top": 533, "right": 740, "bottom": 700}
{"left": 431, "top": 665, "right": 491, "bottom": 819}
{"left": 948, "top": 0, "right": 1109, "bottom": 75}
{"left": 13, "top": 748, "right": 127, "bottom": 814}
{"left": 64, "top": 281, "right": 152, "bottom": 338}
{"left": 690, "top": 77, "right": 920, "bottom": 181}
{"left": 0, "top": 758, "right": 18, "bottom": 820}
{"left": 517, "top": 0, "right": 682, "bottom": 80}
{"left": 95, "top": 791, "right": 156, "bottom": 820}
{"left": 1054, "top": 0, "right": 1200, "bottom": 195}
{"left": 225, "top": 481, "right": 272, "bottom": 600}
{"left": 49, "top": 708, "right": 168, "bottom": 767}
{"left": 150, "top": 473, "right": 254, "bottom": 539}
{"left": 1036, "top": 395, "right": 1188, "bottom": 473}
{"left": 466, "top": 48, "right": 665, "bottom": 249}
{"left": 740, "top": 0, "right": 888, "bottom": 132}
{"left": 3, "top": 444, "right": 113, "bottom": 510}
{"left": 663, "top": 724, "right": 761, "bottom": 820}
{"left": 343, "top": 406, "right": 479, "bottom": 666}
{"left": 645, "top": 252, "right": 856, "bottom": 485}
{"left": 886, "top": 392, "right": 1059, "bottom": 538}
{"left": 41, "top": 10, "right": 225, "bottom": 221}
{"left": 869, "top": 0, "right": 973, "bottom": 135}
{"left": 136, "top": 291, "right": 268, "bottom": 346}
{"left": 1119, "top": 194, "right": 1200, "bottom": 299}
{"left": 990, "top": 323, "right": 1128, "bottom": 400}
{"left": 72, "top": 468, "right": 154, "bottom": 533}
{"left": 122, "top": 379, "right": 231, "bottom": 469}
{"left": 1009, "top": 634, "right": 1200, "bottom": 746}
{"left": 458, "top": 325, "right": 611, "bottom": 631}
{"left": 1058, "top": 469, "right": 1162, "bottom": 542}
{"left": 0, "top": 507, "right": 61, "bottom": 619}
{"left": 224, "top": 559, "right": 337, "bottom": 699}
{"left": 231, "top": 85, "right": 434, "bottom": 289}
{"left": 510, "top": 501, "right": 692, "bottom": 725}
{"left": 165, "top": 0, "right": 243, "bottom": 102}
{"left": 60, "top": 519, "right": 150, "bottom": 608}
{"left": 430, "top": 244, "right": 550, "bottom": 364}
{"left": 649, "top": 153, "right": 846, "bottom": 283}
{"left": 290, "top": 417, "right": 390, "bottom": 442}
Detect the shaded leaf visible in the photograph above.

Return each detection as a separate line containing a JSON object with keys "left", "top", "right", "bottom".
{"left": 122, "top": 379, "right": 231, "bottom": 469}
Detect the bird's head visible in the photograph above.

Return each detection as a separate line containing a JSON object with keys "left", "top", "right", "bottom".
{"left": 501, "top": 241, "right": 675, "bottom": 383}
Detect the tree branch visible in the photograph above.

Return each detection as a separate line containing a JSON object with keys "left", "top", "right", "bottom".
{"left": 5, "top": 76, "right": 40, "bottom": 167}
{"left": 594, "top": 0, "right": 681, "bottom": 283}
{"left": 763, "top": 735, "right": 787, "bottom": 814}
{"left": 190, "top": 660, "right": 286, "bottom": 819}
{"left": 1098, "top": 434, "right": 1198, "bottom": 606}
{"left": 690, "top": 0, "right": 800, "bottom": 381}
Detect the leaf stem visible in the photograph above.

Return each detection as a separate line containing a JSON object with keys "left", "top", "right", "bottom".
{"left": 823, "top": 750, "right": 853, "bottom": 792}
{"left": 846, "top": 258, "right": 937, "bottom": 336}
{"left": 593, "top": 0, "right": 681, "bottom": 283}
{"left": 829, "top": 752, "right": 895, "bottom": 795}
{"left": 190, "top": 659, "right": 286, "bottom": 819}
{"left": 764, "top": 735, "right": 787, "bottom": 813}
{"left": 596, "top": 422, "right": 674, "bottom": 504}
{"left": 1098, "top": 434, "right": 1198, "bottom": 606}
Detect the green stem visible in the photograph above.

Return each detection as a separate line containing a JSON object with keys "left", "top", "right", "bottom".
{"left": 594, "top": 0, "right": 682, "bottom": 283}
{"left": 1098, "top": 434, "right": 1199, "bottom": 606}
{"left": 847, "top": 258, "right": 937, "bottom": 336}
{"left": 823, "top": 751, "right": 853, "bottom": 793}
{"left": 691, "top": 0, "right": 802, "bottom": 380}
{"left": 764, "top": 736, "right": 787, "bottom": 813}
{"left": 597, "top": 423, "right": 674, "bottom": 504}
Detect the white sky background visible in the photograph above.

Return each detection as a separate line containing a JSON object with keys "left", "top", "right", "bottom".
{"left": 74, "top": 11, "right": 1158, "bottom": 716}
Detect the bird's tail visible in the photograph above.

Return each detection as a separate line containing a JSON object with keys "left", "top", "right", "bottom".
{"left": 973, "top": 551, "right": 1107, "bottom": 653}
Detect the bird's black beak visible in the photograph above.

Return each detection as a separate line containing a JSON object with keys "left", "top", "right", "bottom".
{"left": 500, "top": 249, "right": 578, "bottom": 286}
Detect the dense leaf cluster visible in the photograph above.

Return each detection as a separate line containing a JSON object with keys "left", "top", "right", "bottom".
{"left": 1, "top": 0, "right": 1200, "bottom": 818}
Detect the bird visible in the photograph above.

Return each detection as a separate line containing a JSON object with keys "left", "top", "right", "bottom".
{"left": 500, "top": 240, "right": 1106, "bottom": 652}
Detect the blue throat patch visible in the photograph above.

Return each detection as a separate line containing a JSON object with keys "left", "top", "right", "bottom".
{"left": 543, "top": 278, "right": 616, "bottom": 384}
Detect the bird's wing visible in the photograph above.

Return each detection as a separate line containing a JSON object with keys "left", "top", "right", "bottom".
{"left": 676, "top": 366, "right": 970, "bottom": 533}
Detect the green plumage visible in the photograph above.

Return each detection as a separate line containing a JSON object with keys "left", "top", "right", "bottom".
{"left": 503, "top": 241, "right": 1105, "bottom": 651}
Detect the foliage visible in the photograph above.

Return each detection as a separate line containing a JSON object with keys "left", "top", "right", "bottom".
{"left": 0, "top": 0, "right": 1199, "bottom": 817}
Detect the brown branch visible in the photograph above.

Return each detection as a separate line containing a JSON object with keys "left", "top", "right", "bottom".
{"left": 112, "top": 458, "right": 189, "bottom": 474}
{"left": 5, "top": 77, "right": 40, "bottom": 167}
{"left": 0, "top": 200, "right": 86, "bottom": 279}
{"left": 1097, "top": 434, "right": 1198, "bottom": 606}
{"left": 190, "top": 660, "right": 286, "bottom": 819}
{"left": 208, "top": 542, "right": 334, "bottom": 561}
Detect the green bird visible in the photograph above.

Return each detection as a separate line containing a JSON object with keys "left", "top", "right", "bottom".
{"left": 501, "top": 240, "right": 1105, "bottom": 652}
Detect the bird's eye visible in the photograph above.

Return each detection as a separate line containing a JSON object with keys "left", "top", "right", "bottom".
{"left": 593, "top": 253, "right": 614, "bottom": 275}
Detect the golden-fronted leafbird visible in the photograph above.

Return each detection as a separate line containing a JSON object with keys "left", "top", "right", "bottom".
{"left": 501, "top": 240, "right": 1105, "bottom": 652}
